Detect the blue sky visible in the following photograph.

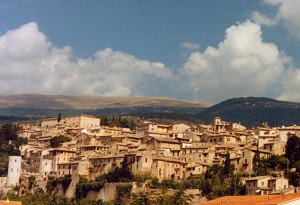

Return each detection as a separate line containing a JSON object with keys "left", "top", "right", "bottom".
{"left": 0, "top": 0, "right": 300, "bottom": 104}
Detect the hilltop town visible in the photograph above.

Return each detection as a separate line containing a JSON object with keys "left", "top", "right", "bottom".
{"left": 0, "top": 114, "right": 300, "bottom": 204}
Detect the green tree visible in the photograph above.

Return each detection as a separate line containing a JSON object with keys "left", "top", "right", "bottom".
{"left": 57, "top": 113, "right": 62, "bottom": 123}
{"left": 61, "top": 174, "right": 72, "bottom": 191}
{"left": 105, "top": 158, "right": 133, "bottom": 182}
{"left": 28, "top": 175, "right": 36, "bottom": 189}
{"left": 286, "top": 135, "right": 300, "bottom": 167}
{"left": 50, "top": 135, "right": 71, "bottom": 148}
{"left": 170, "top": 189, "right": 192, "bottom": 205}
{"left": 102, "top": 116, "right": 108, "bottom": 126}
{"left": 222, "top": 152, "right": 233, "bottom": 177}
{"left": 0, "top": 123, "right": 18, "bottom": 141}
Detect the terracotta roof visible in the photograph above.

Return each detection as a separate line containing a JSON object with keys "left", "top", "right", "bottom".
{"left": 148, "top": 136, "right": 181, "bottom": 144}
{"left": 198, "top": 193, "right": 300, "bottom": 205}
{"left": 0, "top": 200, "right": 22, "bottom": 205}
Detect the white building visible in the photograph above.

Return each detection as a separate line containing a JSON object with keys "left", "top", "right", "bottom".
{"left": 6, "top": 156, "right": 22, "bottom": 187}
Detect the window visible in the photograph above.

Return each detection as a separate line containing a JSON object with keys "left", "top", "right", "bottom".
{"left": 145, "top": 158, "right": 147, "bottom": 163}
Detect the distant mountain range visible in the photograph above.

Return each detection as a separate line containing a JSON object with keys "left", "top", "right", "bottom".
{"left": 0, "top": 94, "right": 208, "bottom": 123}
{"left": 199, "top": 97, "right": 300, "bottom": 127}
{"left": 0, "top": 94, "right": 300, "bottom": 127}
{"left": 0, "top": 94, "right": 209, "bottom": 109}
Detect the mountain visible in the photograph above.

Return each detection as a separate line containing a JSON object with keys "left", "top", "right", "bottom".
{"left": 2, "top": 94, "right": 300, "bottom": 127}
{"left": 0, "top": 94, "right": 209, "bottom": 109}
{"left": 0, "top": 94, "right": 209, "bottom": 123}
{"left": 199, "top": 97, "right": 300, "bottom": 127}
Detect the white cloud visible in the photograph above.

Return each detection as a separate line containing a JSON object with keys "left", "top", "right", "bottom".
{"left": 252, "top": 0, "right": 300, "bottom": 39}
{"left": 182, "top": 20, "right": 290, "bottom": 103}
{"left": 277, "top": 68, "right": 300, "bottom": 102}
{"left": 2, "top": 21, "right": 300, "bottom": 104}
{"left": 0, "top": 22, "right": 173, "bottom": 97}
{"left": 251, "top": 11, "right": 279, "bottom": 26}
{"left": 180, "top": 42, "right": 200, "bottom": 50}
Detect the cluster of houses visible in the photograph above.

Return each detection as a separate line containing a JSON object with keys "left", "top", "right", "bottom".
{"left": 1, "top": 114, "right": 300, "bottom": 198}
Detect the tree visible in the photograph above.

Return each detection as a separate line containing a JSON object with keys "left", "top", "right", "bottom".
{"left": 50, "top": 135, "right": 71, "bottom": 148}
{"left": 223, "top": 152, "right": 233, "bottom": 177}
{"left": 120, "top": 157, "right": 133, "bottom": 181}
{"left": 102, "top": 116, "right": 108, "bottom": 126}
{"left": 57, "top": 113, "right": 62, "bottom": 123}
{"left": 261, "top": 155, "right": 288, "bottom": 171}
{"left": 28, "top": 175, "right": 36, "bottom": 189}
{"left": 0, "top": 123, "right": 18, "bottom": 141}
{"left": 105, "top": 158, "right": 133, "bottom": 182}
{"left": 170, "top": 189, "right": 192, "bottom": 205}
{"left": 286, "top": 135, "right": 300, "bottom": 167}
{"left": 61, "top": 174, "right": 72, "bottom": 191}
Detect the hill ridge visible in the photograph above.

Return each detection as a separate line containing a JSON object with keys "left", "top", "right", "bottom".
{"left": 0, "top": 94, "right": 210, "bottom": 109}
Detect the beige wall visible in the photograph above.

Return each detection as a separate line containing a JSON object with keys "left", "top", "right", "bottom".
{"left": 151, "top": 159, "right": 184, "bottom": 181}
{"left": 246, "top": 176, "right": 270, "bottom": 195}
{"left": 41, "top": 118, "right": 58, "bottom": 128}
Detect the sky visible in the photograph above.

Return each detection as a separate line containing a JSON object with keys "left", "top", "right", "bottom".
{"left": 0, "top": 0, "right": 300, "bottom": 104}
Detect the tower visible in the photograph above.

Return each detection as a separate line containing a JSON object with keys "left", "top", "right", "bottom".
{"left": 6, "top": 156, "right": 22, "bottom": 187}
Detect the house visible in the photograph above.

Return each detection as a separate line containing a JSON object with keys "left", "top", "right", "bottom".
{"left": 255, "top": 127, "right": 280, "bottom": 148}
{"left": 263, "top": 140, "right": 286, "bottom": 155}
{"left": 42, "top": 115, "right": 100, "bottom": 129}
{"left": 278, "top": 125, "right": 300, "bottom": 142}
{"left": 185, "top": 162, "right": 209, "bottom": 178}
{"left": 241, "top": 147, "right": 271, "bottom": 173}
{"left": 151, "top": 155, "right": 186, "bottom": 181}
{"left": 245, "top": 176, "right": 290, "bottom": 195}
{"left": 46, "top": 148, "right": 76, "bottom": 172}
{"left": 268, "top": 177, "right": 290, "bottom": 193}
{"left": 136, "top": 121, "right": 172, "bottom": 137}
{"left": 245, "top": 176, "right": 272, "bottom": 195}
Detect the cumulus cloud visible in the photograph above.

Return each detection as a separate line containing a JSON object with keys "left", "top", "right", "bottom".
{"left": 251, "top": 11, "right": 279, "bottom": 26}
{"left": 252, "top": 0, "right": 300, "bottom": 39}
{"left": 0, "top": 22, "right": 172, "bottom": 97}
{"left": 3, "top": 21, "right": 300, "bottom": 104}
{"left": 180, "top": 42, "right": 200, "bottom": 50}
{"left": 277, "top": 68, "right": 300, "bottom": 102}
{"left": 181, "top": 20, "right": 290, "bottom": 103}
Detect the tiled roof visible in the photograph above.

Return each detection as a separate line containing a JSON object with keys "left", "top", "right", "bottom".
{"left": 0, "top": 200, "right": 22, "bottom": 205}
{"left": 245, "top": 175, "right": 270, "bottom": 181}
{"left": 198, "top": 193, "right": 300, "bottom": 205}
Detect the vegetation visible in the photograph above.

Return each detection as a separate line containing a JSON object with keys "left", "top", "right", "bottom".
{"left": 286, "top": 135, "right": 300, "bottom": 167}
{"left": 76, "top": 177, "right": 105, "bottom": 199}
{"left": 115, "top": 184, "right": 132, "bottom": 205}
{"left": 100, "top": 115, "right": 137, "bottom": 130}
{"left": 5, "top": 191, "right": 108, "bottom": 205}
{"left": 28, "top": 175, "right": 36, "bottom": 189}
{"left": 149, "top": 164, "right": 244, "bottom": 200}
{"left": 61, "top": 174, "right": 72, "bottom": 191}
{"left": 57, "top": 113, "right": 62, "bottom": 123}
{"left": 129, "top": 189, "right": 192, "bottom": 205}
{"left": 105, "top": 158, "right": 133, "bottom": 182}
{"left": 50, "top": 135, "right": 72, "bottom": 148}
{"left": 0, "top": 123, "right": 27, "bottom": 176}
{"left": 200, "top": 97, "right": 300, "bottom": 127}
